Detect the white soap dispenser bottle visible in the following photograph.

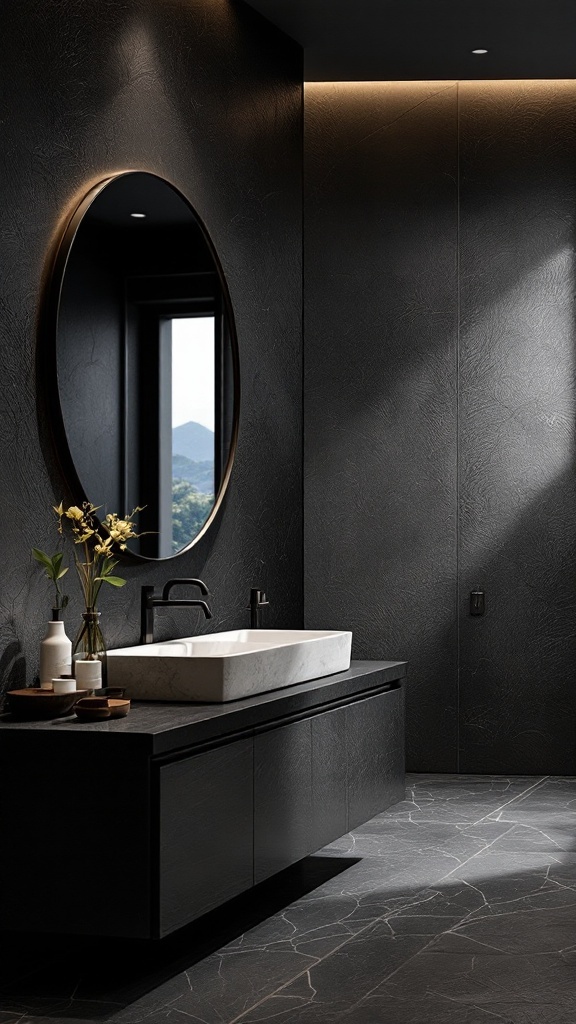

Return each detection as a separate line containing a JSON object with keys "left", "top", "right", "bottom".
{"left": 39, "top": 611, "right": 72, "bottom": 689}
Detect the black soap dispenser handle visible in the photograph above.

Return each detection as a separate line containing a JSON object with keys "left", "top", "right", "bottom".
{"left": 249, "top": 588, "right": 269, "bottom": 628}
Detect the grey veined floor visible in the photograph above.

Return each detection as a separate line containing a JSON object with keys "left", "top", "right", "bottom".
{"left": 2, "top": 775, "right": 576, "bottom": 1023}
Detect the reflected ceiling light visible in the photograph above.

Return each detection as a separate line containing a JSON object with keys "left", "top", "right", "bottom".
{"left": 130, "top": 212, "right": 146, "bottom": 218}
{"left": 472, "top": 48, "right": 488, "bottom": 54}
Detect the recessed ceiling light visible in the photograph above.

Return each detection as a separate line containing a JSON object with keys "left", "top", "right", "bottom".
{"left": 472, "top": 49, "right": 488, "bottom": 55}
{"left": 130, "top": 212, "right": 146, "bottom": 218}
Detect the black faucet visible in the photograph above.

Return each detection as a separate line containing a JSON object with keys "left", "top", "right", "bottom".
{"left": 141, "top": 579, "right": 212, "bottom": 644}
{"left": 249, "top": 588, "right": 269, "bottom": 629}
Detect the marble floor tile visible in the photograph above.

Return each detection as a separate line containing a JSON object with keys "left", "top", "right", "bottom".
{"left": 486, "top": 821, "right": 576, "bottom": 853}
{"left": 405, "top": 775, "right": 542, "bottom": 799}
{"left": 378, "top": 950, "right": 576, "bottom": 1005}
{"left": 235, "top": 920, "right": 431, "bottom": 1023}
{"left": 116, "top": 909, "right": 380, "bottom": 1024}
{"left": 514, "top": 776, "right": 576, "bottom": 801}
{"left": 351, "top": 995, "right": 576, "bottom": 1023}
{"left": 485, "top": 777, "right": 576, "bottom": 825}
{"left": 0, "top": 1000, "right": 123, "bottom": 1024}
{"left": 324, "top": 817, "right": 514, "bottom": 858}
{"left": 107, "top": 950, "right": 320, "bottom": 1024}
{"left": 3, "top": 774, "right": 574, "bottom": 1024}
{"left": 392, "top": 776, "right": 547, "bottom": 822}
{"left": 297, "top": 851, "right": 485, "bottom": 905}
{"left": 429, "top": 902, "right": 576, "bottom": 956}
{"left": 387, "top": 883, "right": 488, "bottom": 920}
{"left": 441, "top": 850, "right": 576, "bottom": 902}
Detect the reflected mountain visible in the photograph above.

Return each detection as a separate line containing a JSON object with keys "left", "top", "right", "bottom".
{"left": 173, "top": 454, "right": 214, "bottom": 493}
{"left": 172, "top": 420, "right": 214, "bottom": 463}
{"left": 172, "top": 420, "right": 215, "bottom": 552}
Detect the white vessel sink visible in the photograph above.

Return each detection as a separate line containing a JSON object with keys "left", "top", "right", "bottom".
{"left": 106, "top": 628, "right": 352, "bottom": 703}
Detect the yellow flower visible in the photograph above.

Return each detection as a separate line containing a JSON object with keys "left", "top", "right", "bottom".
{"left": 47, "top": 501, "right": 145, "bottom": 615}
{"left": 109, "top": 519, "right": 135, "bottom": 541}
{"left": 94, "top": 538, "right": 113, "bottom": 555}
{"left": 65, "top": 506, "right": 84, "bottom": 521}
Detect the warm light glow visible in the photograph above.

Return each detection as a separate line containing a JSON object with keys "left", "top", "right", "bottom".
{"left": 305, "top": 79, "right": 576, "bottom": 87}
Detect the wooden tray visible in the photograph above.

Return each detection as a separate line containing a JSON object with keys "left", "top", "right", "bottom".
{"left": 74, "top": 697, "right": 131, "bottom": 721}
{"left": 6, "top": 688, "right": 88, "bottom": 720}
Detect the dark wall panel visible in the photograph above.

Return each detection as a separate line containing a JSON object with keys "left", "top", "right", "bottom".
{"left": 304, "top": 82, "right": 459, "bottom": 772}
{"left": 0, "top": 0, "right": 302, "bottom": 690}
{"left": 304, "top": 80, "right": 576, "bottom": 774}
{"left": 458, "top": 81, "right": 576, "bottom": 774}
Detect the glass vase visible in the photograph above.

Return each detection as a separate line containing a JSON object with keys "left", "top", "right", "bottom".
{"left": 73, "top": 609, "right": 106, "bottom": 664}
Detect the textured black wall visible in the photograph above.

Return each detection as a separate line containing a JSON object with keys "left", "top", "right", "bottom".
{"left": 304, "top": 80, "right": 576, "bottom": 774}
{"left": 304, "top": 83, "right": 459, "bottom": 772}
{"left": 458, "top": 82, "right": 576, "bottom": 774}
{"left": 0, "top": 0, "right": 302, "bottom": 690}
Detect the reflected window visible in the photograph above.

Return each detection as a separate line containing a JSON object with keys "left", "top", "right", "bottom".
{"left": 124, "top": 271, "right": 229, "bottom": 558}
{"left": 170, "top": 316, "right": 216, "bottom": 554}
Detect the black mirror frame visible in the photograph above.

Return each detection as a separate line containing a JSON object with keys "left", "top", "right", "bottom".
{"left": 38, "top": 170, "right": 240, "bottom": 562}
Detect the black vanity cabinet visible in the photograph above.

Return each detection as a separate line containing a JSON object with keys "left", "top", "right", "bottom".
{"left": 254, "top": 719, "right": 315, "bottom": 882}
{"left": 159, "top": 739, "right": 254, "bottom": 935}
{"left": 347, "top": 688, "right": 405, "bottom": 829}
{"left": 252, "top": 689, "right": 405, "bottom": 883}
{"left": 0, "top": 661, "right": 406, "bottom": 939}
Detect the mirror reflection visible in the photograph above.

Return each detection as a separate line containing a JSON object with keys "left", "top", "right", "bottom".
{"left": 48, "top": 172, "right": 239, "bottom": 559}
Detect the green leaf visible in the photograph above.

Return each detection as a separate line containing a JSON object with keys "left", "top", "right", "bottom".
{"left": 32, "top": 548, "right": 53, "bottom": 568}
{"left": 98, "top": 576, "right": 126, "bottom": 587}
{"left": 57, "top": 567, "right": 69, "bottom": 579}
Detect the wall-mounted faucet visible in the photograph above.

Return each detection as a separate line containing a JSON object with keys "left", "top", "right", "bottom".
{"left": 249, "top": 588, "right": 269, "bottom": 629}
{"left": 141, "top": 578, "right": 212, "bottom": 644}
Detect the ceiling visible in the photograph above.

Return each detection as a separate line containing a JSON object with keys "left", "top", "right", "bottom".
{"left": 87, "top": 173, "right": 197, "bottom": 227}
{"left": 241, "top": 0, "right": 576, "bottom": 81}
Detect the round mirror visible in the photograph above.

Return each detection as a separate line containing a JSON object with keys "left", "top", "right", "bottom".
{"left": 41, "top": 171, "right": 239, "bottom": 559}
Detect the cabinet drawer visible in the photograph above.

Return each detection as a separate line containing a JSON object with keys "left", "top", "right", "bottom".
{"left": 347, "top": 686, "right": 405, "bottom": 830}
{"left": 159, "top": 738, "right": 253, "bottom": 936}
{"left": 311, "top": 705, "right": 348, "bottom": 850}
{"left": 254, "top": 720, "right": 314, "bottom": 883}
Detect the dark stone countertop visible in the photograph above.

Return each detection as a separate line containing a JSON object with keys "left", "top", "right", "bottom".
{"left": 0, "top": 660, "right": 407, "bottom": 757}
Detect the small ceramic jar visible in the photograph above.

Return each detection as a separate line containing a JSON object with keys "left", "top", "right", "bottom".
{"left": 52, "top": 676, "right": 77, "bottom": 695}
{"left": 74, "top": 659, "right": 102, "bottom": 694}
